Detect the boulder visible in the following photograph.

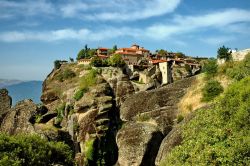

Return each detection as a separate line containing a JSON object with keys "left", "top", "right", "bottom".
{"left": 116, "top": 122, "right": 163, "bottom": 166}
{"left": 40, "top": 91, "right": 59, "bottom": 105}
{"left": 155, "top": 125, "right": 182, "bottom": 165}
{"left": 155, "top": 113, "right": 195, "bottom": 165}
{"left": 0, "top": 99, "right": 37, "bottom": 135}
{"left": 120, "top": 77, "right": 195, "bottom": 135}
{"left": 116, "top": 80, "right": 135, "bottom": 106}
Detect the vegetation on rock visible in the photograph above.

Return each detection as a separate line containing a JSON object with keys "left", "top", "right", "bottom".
{"left": 90, "top": 57, "right": 103, "bottom": 67}
{"left": 108, "top": 54, "right": 125, "bottom": 67}
{"left": 56, "top": 68, "right": 76, "bottom": 82}
{"left": 217, "top": 45, "right": 231, "bottom": 60}
{"left": 202, "top": 80, "right": 223, "bottom": 102}
{"left": 84, "top": 139, "right": 95, "bottom": 162}
{"left": 79, "top": 69, "right": 98, "bottom": 90}
{"left": 161, "top": 65, "right": 250, "bottom": 165}
{"left": 175, "top": 52, "right": 185, "bottom": 58}
{"left": 54, "top": 60, "right": 61, "bottom": 69}
{"left": 73, "top": 88, "right": 88, "bottom": 101}
{"left": 77, "top": 44, "right": 96, "bottom": 60}
{"left": 225, "top": 53, "right": 250, "bottom": 81}
{"left": 202, "top": 58, "right": 218, "bottom": 78}
{"left": 54, "top": 103, "right": 66, "bottom": 126}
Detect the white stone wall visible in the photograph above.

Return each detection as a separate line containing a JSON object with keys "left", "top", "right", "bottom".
{"left": 159, "top": 62, "right": 172, "bottom": 84}
{"left": 232, "top": 49, "right": 250, "bottom": 61}
{"left": 217, "top": 58, "right": 226, "bottom": 65}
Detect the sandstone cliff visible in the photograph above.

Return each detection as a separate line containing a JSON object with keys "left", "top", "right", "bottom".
{"left": 0, "top": 62, "right": 199, "bottom": 166}
{"left": 0, "top": 88, "right": 11, "bottom": 124}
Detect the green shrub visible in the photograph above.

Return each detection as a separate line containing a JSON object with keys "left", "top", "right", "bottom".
{"left": 218, "top": 61, "right": 235, "bottom": 74}
{"left": 161, "top": 76, "right": 250, "bottom": 166}
{"left": 202, "top": 80, "right": 223, "bottom": 102}
{"left": 84, "top": 139, "right": 95, "bottom": 161}
{"left": 225, "top": 54, "right": 250, "bottom": 80}
{"left": 176, "top": 115, "right": 184, "bottom": 123}
{"left": 56, "top": 69, "right": 76, "bottom": 82}
{"left": 218, "top": 53, "right": 250, "bottom": 81}
{"left": 90, "top": 57, "right": 103, "bottom": 67}
{"left": 217, "top": 45, "right": 231, "bottom": 60}
{"left": 63, "top": 69, "right": 76, "bottom": 79}
{"left": 73, "top": 88, "right": 88, "bottom": 101}
{"left": 202, "top": 59, "right": 218, "bottom": 78}
{"left": 54, "top": 60, "right": 61, "bottom": 69}
{"left": 226, "top": 67, "right": 247, "bottom": 81}
{"left": 54, "top": 103, "right": 66, "bottom": 126}
{"left": 79, "top": 69, "right": 97, "bottom": 90}
{"left": 0, "top": 133, "right": 74, "bottom": 166}
{"left": 108, "top": 54, "right": 125, "bottom": 67}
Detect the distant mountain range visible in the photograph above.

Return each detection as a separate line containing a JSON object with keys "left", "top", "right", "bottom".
{"left": 0, "top": 79, "right": 43, "bottom": 105}
{"left": 0, "top": 79, "right": 23, "bottom": 88}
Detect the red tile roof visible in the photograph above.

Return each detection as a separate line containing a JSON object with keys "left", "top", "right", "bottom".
{"left": 98, "top": 48, "right": 108, "bottom": 50}
{"left": 150, "top": 59, "right": 168, "bottom": 64}
{"left": 118, "top": 48, "right": 137, "bottom": 51}
{"left": 118, "top": 52, "right": 142, "bottom": 56}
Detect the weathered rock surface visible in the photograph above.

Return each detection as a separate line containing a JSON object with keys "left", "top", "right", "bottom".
{"left": 100, "top": 67, "right": 135, "bottom": 105}
{"left": 155, "top": 125, "right": 182, "bottom": 165}
{"left": 116, "top": 80, "right": 135, "bottom": 106}
{"left": 155, "top": 110, "right": 201, "bottom": 165}
{"left": 0, "top": 99, "right": 37, "bottom": 134}
{"left": 0, "top": 88, "right": 12, "bottom": 123}
{"left": 116, "top": 122, "right": 163, "bottom": 166}
{"left": 120, "top": 76, "right": 195, "bottom": 135}
{"left": 116, "top": 77, "right": 196, "bottom": 166}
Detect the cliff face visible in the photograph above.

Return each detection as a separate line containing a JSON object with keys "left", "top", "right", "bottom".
{"left": 0, "top": 88, "right": 12, "bottom": 123}
{"left": 0, "top": 62, "right": 198, "bottom": 166}
{"left": 117, "top": 77, "right": 195, "bottom": 166}
{"left": 40, "top": 64, "right": 129, "bottom": 165}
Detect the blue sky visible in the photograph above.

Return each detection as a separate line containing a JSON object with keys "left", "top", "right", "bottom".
{"left": 0, "top": 0, "right": 250, "bottom": 80}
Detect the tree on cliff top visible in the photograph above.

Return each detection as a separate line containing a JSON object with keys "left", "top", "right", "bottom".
{"left": 217, "top": 45, "right": 231, "bottom": 60}
{"left": 77, "top": 44, "right": 96, "bottom": 60}
{"left": 108, "top": 54, "right": 125, "bottom": 67}
{"left": 175, "top": 52, "right": 185, "bottom": 58}
{"left": 157, "top": 49, "right": 168, "bottom": 56}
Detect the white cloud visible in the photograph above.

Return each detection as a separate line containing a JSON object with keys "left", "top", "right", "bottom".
{"left": 0, "top": 0, "right": 181, "bottom": 21}
{"left": 201, "top": 36, "right": 236, "bottom": 45}
{"left": 0, "top": 8, "right": 250, "bottom": 43}
{"left": 0, "top": 27, "right": 140, "bottom": 42}
{"left": 0, "top": 0, "right": 55, "bottom": 18}
{"left": 60, "top": 0, "right": 181, "bottom": 21}
{"left": 144, "top": 8, "right": 250, "bottom": 40}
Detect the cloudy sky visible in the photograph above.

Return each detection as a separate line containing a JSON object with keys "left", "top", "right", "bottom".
{"left": 0, "top": 0, "right": 250, "bottom": 80}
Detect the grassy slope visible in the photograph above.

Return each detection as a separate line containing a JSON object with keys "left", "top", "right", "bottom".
{"left": 162, "top": 54, "right": 250, "bottom": 165}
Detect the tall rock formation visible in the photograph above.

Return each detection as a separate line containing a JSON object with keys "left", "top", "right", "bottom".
{"left": 116, "top": 76, "right": 196, "bottom": 166}
{"left": 0, "top": 88, "right": 12, "bottom": 124}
